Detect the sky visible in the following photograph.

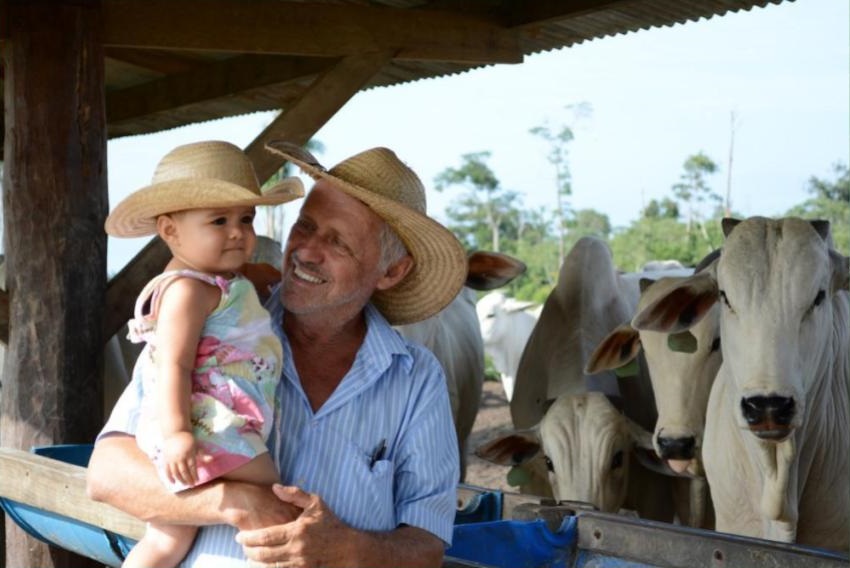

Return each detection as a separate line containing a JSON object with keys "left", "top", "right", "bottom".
{"left": 105, "top": 0, "right": 849, "bottom": 274}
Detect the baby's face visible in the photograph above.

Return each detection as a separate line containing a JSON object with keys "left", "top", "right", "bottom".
{"left": 162, "top": 206, "right": 257, "bottom": 275}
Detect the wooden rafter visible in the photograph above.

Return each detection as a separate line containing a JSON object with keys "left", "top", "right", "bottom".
{"left": 103, "top": 238, "right": 170, "bottom": 342}
{"left": 246, "top": 51, "right": 395, "bottom": 182}
{"left": 105, "top": 46, "right": 203, "bottom": 75}
{"left": 107, "top": 54, "right": 336, "bottom": 126}
{"left": 103, "top": 0, "right": 522, "bottom": 64}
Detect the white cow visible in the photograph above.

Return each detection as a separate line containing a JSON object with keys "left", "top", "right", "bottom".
{"left": 631, "top": 217, "right": 849, "bottom": 550}
{"left": 507, "top": 237, "right": 689, "bottom": 502}
{"left": 586, "top": 274, "right": 721, "bottom": 528}
{"left": 396, "top": 251, "right": 526, "bottom": 481}
{"left": 475, "top": 291, "right": 539, "bottom": 401}
{"left": 476, "top": 391, "right": 675, "bottom": 522}
{"left": 511, "top": 237, "right": 691, "bottom": 432}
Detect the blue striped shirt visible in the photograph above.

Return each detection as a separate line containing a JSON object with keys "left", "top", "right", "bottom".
{"left": 100, "top": 294, "right": 459, "bottom": 566}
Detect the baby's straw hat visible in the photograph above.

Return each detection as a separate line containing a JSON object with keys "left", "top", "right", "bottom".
{"left": 265, "top": 140, "right": 467, "bottom": 326}
{"left": 105, "top": 140, "right": 304, "bottom": 237}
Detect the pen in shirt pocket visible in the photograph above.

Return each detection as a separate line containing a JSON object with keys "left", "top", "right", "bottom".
{"left": 369, "top": 438, "right": 387, "bottom": 470}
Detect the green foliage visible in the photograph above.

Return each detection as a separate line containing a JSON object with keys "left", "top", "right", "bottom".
{"left": 671, "top": 152, "right": 722, "bottom": 230}
{"left": 609, "top": 216, "right": 721, "bottom": 271}
{"left": 434, "top": 143, "right": 847, "bottom": 306}
{"left": 435, "top": 152, "right": 521, "bottom": 252}
{"left": 642, "top": 197, "right": 679, "bottom": 219}
{"left": 785, "top": 162, "right": 850, "bottom": 254}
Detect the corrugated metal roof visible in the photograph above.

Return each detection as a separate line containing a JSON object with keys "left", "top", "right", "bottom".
{"left": 5, "top": 0, "right": 789, "bottom": 140}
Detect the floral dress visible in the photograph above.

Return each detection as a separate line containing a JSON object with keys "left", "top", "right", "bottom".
{"left": 130, "top": 269, "right": 282, "bottom": 492}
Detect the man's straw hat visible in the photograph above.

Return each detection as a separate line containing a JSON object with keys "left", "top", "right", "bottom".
{"left": 105, "top": 140, "right": 304, "bottom": 237}
{"left": 265, "top": 140, "right": 467, "bottom": 326}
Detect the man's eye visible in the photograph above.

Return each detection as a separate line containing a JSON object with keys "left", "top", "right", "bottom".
{"left": 292, "top": 219, "right": 312, "bottom": 234}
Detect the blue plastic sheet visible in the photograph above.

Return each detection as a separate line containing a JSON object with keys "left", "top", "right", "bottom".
{"left": 446, "top": 516, "right": 578, "bottom": 568}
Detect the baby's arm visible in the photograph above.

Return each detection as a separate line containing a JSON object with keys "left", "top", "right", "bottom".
{"left": 154, "top": 277, "right": 220, "bottom": 487}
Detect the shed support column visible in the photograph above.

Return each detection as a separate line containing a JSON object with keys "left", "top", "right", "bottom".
{"left": 2, "top": 2, "right": 107, "bottom": 567}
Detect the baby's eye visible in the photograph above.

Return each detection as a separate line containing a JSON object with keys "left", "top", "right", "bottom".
{"left": 211, "top": 217, "right": 227, "bottom": 226}
{"left": 240, "top": 214, "right": 255, "bottom": 224}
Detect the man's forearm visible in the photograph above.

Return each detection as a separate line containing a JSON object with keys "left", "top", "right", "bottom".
{"left": 86, "top": 434, "right": 228, "bottom": 526}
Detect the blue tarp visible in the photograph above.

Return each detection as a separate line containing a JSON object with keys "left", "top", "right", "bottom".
{"left": 447, "top": 517, "right": 578, "bottom": 568}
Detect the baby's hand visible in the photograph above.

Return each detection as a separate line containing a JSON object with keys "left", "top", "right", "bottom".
{"left": 163, "top": 431, "right": 199, "bottom": 487}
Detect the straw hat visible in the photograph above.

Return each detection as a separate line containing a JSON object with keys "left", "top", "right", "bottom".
{"left": 105, "top": 140, "right": 304, "bottom": 237}
{"left": 265, "top": 140, "right": 467, "bottom": 325}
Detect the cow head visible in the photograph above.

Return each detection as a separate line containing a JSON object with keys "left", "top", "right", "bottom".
{"left": 475, "top": 392, "right": 653, "bottom": 512}
{"left": 586, "top": 276, "right": 722, "bottom": 476}
{"left": 633, "top": 217, "right": 849, "bottom": 443}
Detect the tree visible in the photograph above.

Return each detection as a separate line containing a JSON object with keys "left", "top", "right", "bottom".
{"left": 530, "top": 102, "right": 592, "bottom": 262}
{"left": 642, "top": 197, "right": 679, "bottom": 220}
{"left": 435, "top": 151, "right": 521, "bottom": 252}
{"left": 671, "top": 152, "right": 722, "bottom": 234}
{"left": 786, "top": 162, "right": 850, "bottom": 254}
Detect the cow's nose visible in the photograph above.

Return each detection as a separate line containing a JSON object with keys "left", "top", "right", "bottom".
{"left": 741, "top": 396, "right": 796, "bottom": 439}
{"left": 656, "top": 435, "right": 696, "bottom": 460}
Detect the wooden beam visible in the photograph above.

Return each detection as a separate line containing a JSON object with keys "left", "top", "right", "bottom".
{"left": 103, "top": 238, "right": 170, "bottom": 341}
{"left": 104, "top": 0, "right": 522, "bottom": 64}
{"left": 107, "top": 54, "right": 334, "bottom": 125}
{"left": 105, "top": 46, "right": 201, "bottom": 75}
{"left": 3, "top": 3, "right": 108, "bottom": 565}
{"left": 246, "top": 51, "right": 394, "bottom": 183}
{"left": 0, "top": 289, "right": 7, "bottom": 344}
{"left": 0, "top": 448, "right": 146, "bottom": 541}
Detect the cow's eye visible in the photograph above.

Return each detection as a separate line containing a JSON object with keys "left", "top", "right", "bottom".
{"left": 812, "top": 290, "right": 825, "bottom": 308}
{"left": 544, "top": 456, "right": 554, "bottom": 472}
{"left": 719, "top": 290, "right": 733, "bottom": 311}
{"left": 610, "top": 450, "right": 624, "bottom": 470}
{"left": 711, "top": 337, "right": 721, "bottom": 352}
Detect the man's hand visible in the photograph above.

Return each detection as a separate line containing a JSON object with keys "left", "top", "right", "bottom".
{"left": 236, "top": 484, "right": 357, "bottom": 567}
{"left": 224, "top": 481, "right": 302, "bottom": 532}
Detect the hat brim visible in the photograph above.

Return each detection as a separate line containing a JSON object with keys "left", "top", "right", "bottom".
{"left": 267, "top": 145, "right": 467, "bottom": 325}
{"left": 105, "top": 177, "right": 304, "bottom": 237}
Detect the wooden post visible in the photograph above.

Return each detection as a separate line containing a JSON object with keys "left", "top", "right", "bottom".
{"left": 2, "top": 2, "right": 107, "bottom": 567}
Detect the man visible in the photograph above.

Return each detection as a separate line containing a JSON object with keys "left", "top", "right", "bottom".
{"left": 87, "top": 141, "right": 468, "bottom": 567}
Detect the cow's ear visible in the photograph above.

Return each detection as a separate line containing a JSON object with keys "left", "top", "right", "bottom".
{"left": 810, "top": 219, "right": 831, "bottom": 242}
{"left": 830, "top": 250, "right": 850, "bottom": 292}
{"left": 465, "top": 251, "right": 527, "bottom": 291}
{"left": 585, "top": 323, "right": 641, "bottom": 374}
{"left": 474, "top": 430, "right": 541, "bottom": 466}
{"left": 721, "top": 218, "right": 741, "bottom": 238}
{"left": 693, "top": 248, "right": 721, "bottom": 273}
{"left": 639, "top": 277, "right": 655, "bottom": 294}
{"left": 632, "top": 271, "right": 719, "bottom": 333}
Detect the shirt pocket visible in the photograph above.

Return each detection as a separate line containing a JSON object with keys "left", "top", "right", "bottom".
{"left": 336, "top": 439, "right": 396, "bottom": 529}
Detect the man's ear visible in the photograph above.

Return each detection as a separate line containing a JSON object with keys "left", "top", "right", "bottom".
{"left": 375, "top": 255, "right": 414, "bottom": 292}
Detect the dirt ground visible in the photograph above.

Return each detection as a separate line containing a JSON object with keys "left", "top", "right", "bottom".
{"left": 462, "top": 379, "right": 516, "bottom": 492}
